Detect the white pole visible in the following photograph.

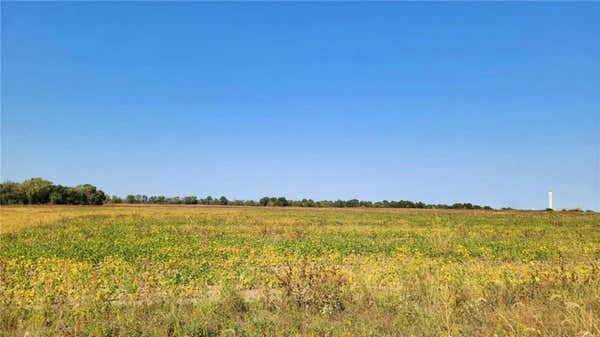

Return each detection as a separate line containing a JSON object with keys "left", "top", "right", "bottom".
{"left": 548, "top": 191, "right": 553, "bottom": 209}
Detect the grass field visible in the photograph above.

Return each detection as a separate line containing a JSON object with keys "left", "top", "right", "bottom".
{"left": 1, "top": 206, "right": 599, "bottom": 337}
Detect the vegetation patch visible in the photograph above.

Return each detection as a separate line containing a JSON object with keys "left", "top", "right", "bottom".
{"left": 1, "top": 206, "right": 599, "bottom": 336}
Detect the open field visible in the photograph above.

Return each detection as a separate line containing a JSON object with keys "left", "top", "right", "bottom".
{"left": 1, "top": 206, "right": 599, "bottom": 337}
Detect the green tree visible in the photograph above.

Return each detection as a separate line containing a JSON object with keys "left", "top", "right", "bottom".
{"left": 110, "top": 195, "right": 123, "bottom": 203}
{"left": 275, "top": 197, "right": 289, "bottom": 207}
{"left": 49, "top": 185, "right": 67, "bottom": 204}
{"left": 259, "top": 197, "right": 270, "bottom": 206}
{"left": 0, "top": 181, "right": 26, "bottom": 204}
{"left": 219, "top": 196, "right": 229, "bottom": 205}
{"left": 21, "top": 178, "right": 53, "bottom": 204}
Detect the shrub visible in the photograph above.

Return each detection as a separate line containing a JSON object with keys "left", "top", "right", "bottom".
{"left": 276, "top": 261, "right": 348, "bottom": 314}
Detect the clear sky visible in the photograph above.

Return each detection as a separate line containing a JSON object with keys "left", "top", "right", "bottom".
{"left": 1, "top": 2, "right": 599, "bottom": 210}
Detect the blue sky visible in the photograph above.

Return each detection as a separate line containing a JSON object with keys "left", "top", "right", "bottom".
{"left": 2, "top": 2, "right": 599, "bottom": 210}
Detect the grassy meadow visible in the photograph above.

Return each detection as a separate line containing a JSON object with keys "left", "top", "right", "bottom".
{"left": 1, "top": 205, "right": 599, "bottom": 337}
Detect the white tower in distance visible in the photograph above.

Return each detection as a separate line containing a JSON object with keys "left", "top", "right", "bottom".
{"left": 548, "top": 191, "right": 553, "bottom": 210}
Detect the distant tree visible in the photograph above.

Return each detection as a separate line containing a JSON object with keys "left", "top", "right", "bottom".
{"left": 133, "top": 195, "right": 148, "bottom": 203}
{"left": 275, "top": 197, "right": 289, "bottom": 207}
{"left": 110, "top": 195, "right": 123, "bottom": 204}
{"left": 0, "top": 181, "right": 26, "bottom": 205}
{"left": 332, "top": 200, "right": 344, "bottom": 208}
{"left": 126, "top": 195, "right": 136, "bottom": 204}
{"left": 300, "top": 198, "right": 315, "bottom": 207}
{"left": 48, "top": 185, "right": 67, "bottom": 204}
{"left": 259, "top": 197, "right": 270, "bottom": 206}
{"left": 346, "top": 199, "right": 360, "bottom": 208}
{"left": 219, "top": 196, "right": 229, "bottom": 205}
{"left": 149, "top": 195, "right": 166, "bottom": 204}
{"left": 202, "top": 196, "right": 214, "bottom": 205}
{"left": 21, "top": 178, "right": 53, "bottom": 204}
{"left": 244, "top": 200, "right": 257, "bottom": 206}
{"left": 73, "top": 184, "right": 106, "bottom": 205}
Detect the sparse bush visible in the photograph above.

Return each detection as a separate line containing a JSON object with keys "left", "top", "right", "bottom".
{"left": 276, "top": 261, "right": 348, "bottom": 314}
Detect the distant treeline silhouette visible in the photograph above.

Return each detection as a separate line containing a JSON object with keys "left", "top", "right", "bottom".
{"left": 1, "top": 178, "right": 492, "bottom": 209}
{"left": 110, "top": 195, "right": 492, "bottom": 210}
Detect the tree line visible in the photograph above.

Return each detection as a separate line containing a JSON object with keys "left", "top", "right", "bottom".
{"left": 1, "top": 178, "right": 493, "bottom": 210}
{"left": 0, "top": 178, "right": 107, "bottom": 205}
{"left": 109, "top": 195, "right": 492, "bottom": 210}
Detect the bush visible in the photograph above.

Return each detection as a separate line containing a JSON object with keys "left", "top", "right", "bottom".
{"left": 276, "top": 261, "right": 348, "bottom": 314}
